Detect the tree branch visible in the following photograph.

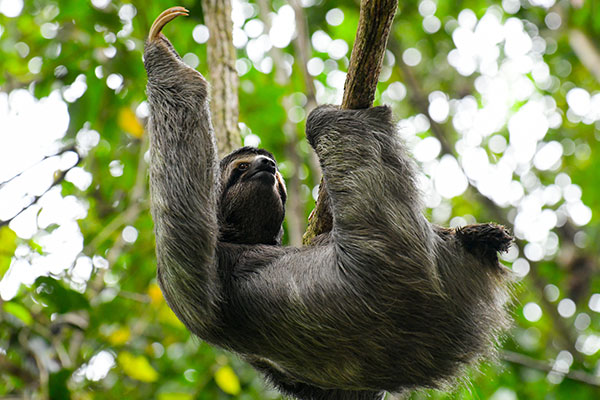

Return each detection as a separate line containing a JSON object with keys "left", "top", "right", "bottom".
{"left": 390, "top": 41, "right": 454, "bottom": 155}
{"left": 202, "top": 0, "right": 241, "bottom": 156}
{"left": 341, "top": 0, "right": 399, "bottom": 109}
{"left": 569, "top": 29, "right": 600, "bottom": 83}
{"left": 0, "top": 145, "right": 77, "bottom": 188}
{"left": 303, "top": 0, "right": 399, "bottom": 244}
{"left": 501, "top": 350, "right": 600, "bottom": 386}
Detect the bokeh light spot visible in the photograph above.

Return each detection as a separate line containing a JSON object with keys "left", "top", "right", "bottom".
{"left": 523, "top": 302, "right": 542, "bottom": 322}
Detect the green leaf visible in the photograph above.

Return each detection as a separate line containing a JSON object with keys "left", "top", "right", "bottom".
{"left": 44, "top": 224, "right": 60, "bottom": 233}
{"left": 157, "top": 393, "right": 193, "bottom": 400}
{"left": 49, "top": 369, "right": 72, "bottom": 400}
{"left": 33, "top": 276, "right": 90, "bottom": 313}
{"left": 28, "top": 240, "right": 43, "bottom": 255}
{"left": 3, "top": 302, "right": 33, "bottom": 326}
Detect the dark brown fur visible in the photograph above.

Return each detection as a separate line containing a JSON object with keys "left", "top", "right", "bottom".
{"left": 144, "top": 30, "right": 513, "bottom": 400}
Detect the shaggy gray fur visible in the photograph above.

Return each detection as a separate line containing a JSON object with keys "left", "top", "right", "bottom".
{"left": 144, "top": 35, "right": 513, "bottom": 400}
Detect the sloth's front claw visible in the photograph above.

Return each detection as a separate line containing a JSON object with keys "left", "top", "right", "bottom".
{"left": 148, "top": 6, "right": 189, "bottom": 42}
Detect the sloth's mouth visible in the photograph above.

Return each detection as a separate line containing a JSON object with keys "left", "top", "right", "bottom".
{"left": 248, "top": 169, "right": 276, "bottom": 183}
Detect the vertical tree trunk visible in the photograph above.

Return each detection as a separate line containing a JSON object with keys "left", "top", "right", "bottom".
{"left": 202, "top": 0, "right": 241, "bottom": 156}
{"left": 303, "top": 0, "right": 398, "bottom": 244}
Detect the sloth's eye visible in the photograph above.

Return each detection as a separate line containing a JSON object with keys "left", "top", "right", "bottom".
{"left": 238, "top": 162, "right": 250, "bottom": 171}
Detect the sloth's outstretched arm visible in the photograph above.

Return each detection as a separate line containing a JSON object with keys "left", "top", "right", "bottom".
{"left": 144, "top": 8, "right": 221, "bottom": 336}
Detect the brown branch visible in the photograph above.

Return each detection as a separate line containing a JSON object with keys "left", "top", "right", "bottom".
{"left": 392, "top": 35, "right": 596, "bottom": 259}
{"left": 303, "top": 0, "right": 399, "bottom": 245}
{"left": 282, "top": 115, "right": 307, "bottom": 247}
{"left": 526, "top": 266, "right": 583, "bottom": 363}
{"left": 202, "top": 0, "right": 241, "bottom": 156}
{"left": 341, "top": 0, "right": 399, "bottom": 109}
{"left": 17, "top": 329, "right": 48, "bottom": 397}
{"left": 257, "top": 0, "right": 286, "bottom": 85}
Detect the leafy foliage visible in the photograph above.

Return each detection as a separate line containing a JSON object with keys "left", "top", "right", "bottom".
{"left": 1, "top": 0, "right": 600, "bottom": 399}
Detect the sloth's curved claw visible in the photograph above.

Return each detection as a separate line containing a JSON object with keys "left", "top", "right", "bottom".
{"left": 148, "top": 6, "right": 189, "bottom": 42}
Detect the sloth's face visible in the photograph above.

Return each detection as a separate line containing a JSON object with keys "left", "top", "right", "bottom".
{"left": 219, "top": 153, "right": 287, "bottom": 245}
{"left": 225, "top": 155, "right": 287, "bottom": 200}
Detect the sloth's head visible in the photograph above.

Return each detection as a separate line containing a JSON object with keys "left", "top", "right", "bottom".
{"left": 218, "top": 147, "right": 287, "bottom": 245}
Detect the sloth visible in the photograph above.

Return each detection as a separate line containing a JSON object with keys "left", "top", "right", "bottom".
{"left": 144, "top": 7, "right": 513, "bottom": 400}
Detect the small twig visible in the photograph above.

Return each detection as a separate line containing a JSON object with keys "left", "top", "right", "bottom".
{"left": 0, "top": 151, "right": 81, "bottom": 228}
{"left": 256, "top": 1, "right": 307, "bottom": 246}
{"left": 502, "top": 350, "right": 600, "bottom": 386}
{"left": 390, "top": 40, "right": 453, "bottom": 155}
{"left": 257, "top": 0, "right": 286, "bottom": 85}
{"left": 18, "top": 330, "right": 48, "bottom": 398}
{"left": 0, "top": 145, "right": 77, "bottom": 188}
{"left": 52, "top": 338, "right": 73, "bottom": 369}
{"left": 84, "top": 202, "right": 147, "bottom": 254}
{"left": 118, "top": 290, "right": 151, "bottom": 303}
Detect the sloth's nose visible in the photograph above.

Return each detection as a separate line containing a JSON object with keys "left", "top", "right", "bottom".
{"left": 258, "top": 157, "right": 276, "bottom": 174}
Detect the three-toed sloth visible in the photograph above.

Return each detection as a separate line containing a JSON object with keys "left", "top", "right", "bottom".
{"left": 144, "top": 7, "right": 513, "bottom": 400}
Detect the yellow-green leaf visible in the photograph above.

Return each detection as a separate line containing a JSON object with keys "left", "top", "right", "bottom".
{"left": 157, "top": 393, "right": 193, "bottom": 400}
{"left": 147, "top": 283, "right": 164, "bottom": 305}
{"left": 214, "top": 365, "right": 241, "bottom": 395}
{"left": 3, "top": 302, "right": 33, "bottom": 326}
{"left": 158, "top": 304, "right": 185, "bottom": 328}
{"left": 118, "top": 352, "right": 158, "bottom": 382}
{"left": 0, "top": 226, "right": 17, "bottom": 277}
{"left": 107, "top": 326, "right": 131, "bottom": 346}
{"left": 29, "top": 240, "right": 43, "bottom": 255}
{"left": 118, "top": 107, "right": 144, "bottom": 138}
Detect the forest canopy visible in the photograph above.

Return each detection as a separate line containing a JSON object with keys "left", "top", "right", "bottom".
{"left": 1, "top": 0, "right": 600, "bottom": 399}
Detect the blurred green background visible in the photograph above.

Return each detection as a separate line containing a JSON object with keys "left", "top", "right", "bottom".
{"left": 1, "top": 0, "right": 599, "bottom": 399}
